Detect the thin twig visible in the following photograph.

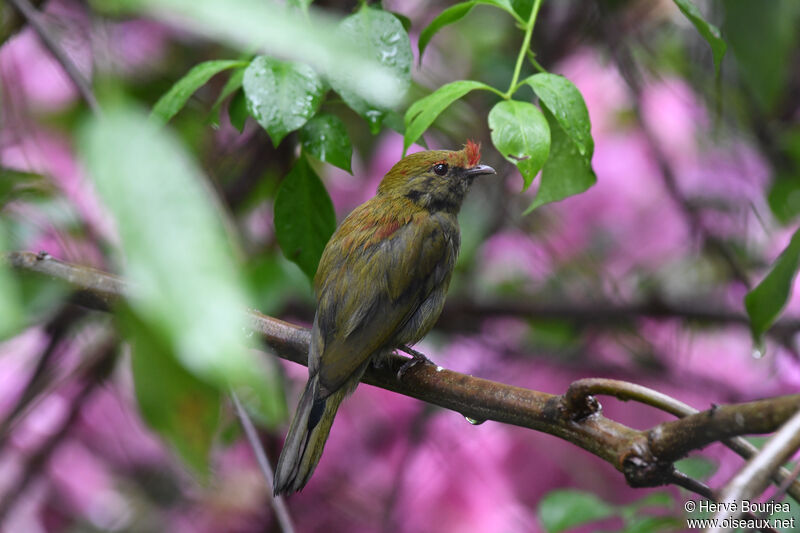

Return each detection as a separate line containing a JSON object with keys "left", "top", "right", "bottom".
{"left": 771, "top": 460, "right": 800, "bottom": 505}
{"left": 710, "top": 409, "right": 800, "bottom": 532}
{"left": 0, "top": 305, "right": 85, "bottom": 446}
{"left": 670, "top": 472, "right": 780, "bottom": 533}
{"left": 230, "top": 391, "right": 296, "bottom": 533}
{"left": 6, "top": 0, "right": 100, "bottom": 113}
{"left": 597, "top": 1, "right": 751, "bottom": 288}
{"left": 0, "top": 338, "right": 116, "bottom": 523}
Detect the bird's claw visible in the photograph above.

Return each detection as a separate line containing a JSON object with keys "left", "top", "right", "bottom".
{"left": 396, "top": 345, "right": 434, "bottom": 379}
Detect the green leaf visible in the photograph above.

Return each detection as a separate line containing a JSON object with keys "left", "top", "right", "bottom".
{"left": 620, "top": 516, "right": 683, "bottom": 533}
{"left": 527, "top": 104, "right": 596, "bottom": 211}
{"left": 0, "top": 222, "right": 24, "bottom": 340}
{"left": 329, "top": 6, "right": 412, "bottom": 134}
{"left": 287, "top": 0, "right": 313, "bottom": 10}
{"left": 100, "top": 0, "right": 407, "bottom": 111}
{"left": 80, "top": 103, "right": 282, "bottom": 416}
{"left": 488, "top": 99, "right": 550, "bottom": 188}
{"left": 745, "top": 227, "right": 800, "bottom": 340}
{"left": 209, "top": 66, "right": 245, "bottom": 124}
{"left": 150, "top": 59, "right": 247, "bottom": 124}
{"left": 675, "top": 457, "right": 717, "bottom": 480}
{"left": 418, "top": 2, "right": 475, "bottom": 61}
{"left": 511, "top": 0, "right": 533, "bottom": 19}
{"left": 768, "top": 174, "right": 800, "bottom": 225}
{"left": 228, "top": 89, "right": 248, "bottom": 133}
{"left": 538, "top": 489, "right": 615, "bottom": 533}
{"left": 418, "top": 0, "right": 520, "bottom": 60}
{"left": 299, "top": 113, "right": 353, "bottom": 173}
{"left": 723, "top": 0, "right": 800, "bottom": 113}
{"left": 523, "top": 73, "right": 593, "bottom": 157}
{"left": 672, "top": 0, "right": 726, "bottom": 77}
{"left": 125, "top": 308, "right": 221, "bottom": 474}
{"left": 404, "top": 80, "right": 493, "bottom": 154}
{"left": 390, "top": 11, "right": 412, "bottom": 33}
{"left": 0, "top": 168, "right": 53, "bottom": 204}
{"left": 274, "top": 156, "right": 336, "bottom": 281}
{"left": 243, "top": 55, "right": 324, "bottom": 146}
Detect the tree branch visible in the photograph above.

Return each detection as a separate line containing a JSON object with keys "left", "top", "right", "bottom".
{"left": 5, "top": 250, "right": 800, "bottom": 502}
{"left": 710, "top": 409, "right": 800, "bottom": 532}
{"left": 565, "top": 378, "right": 800, "bottom": 499}
{"left": 0, "top": 335, "right": 117, "bottom": 522}
{"left": 230, "top": 391, "right": 295, "bottom": 533}
{"left": 438, "top": 298, "right": 800, "bottom": 337}
{"left": 6, "top": 0, "right": 100, "bottom": 113}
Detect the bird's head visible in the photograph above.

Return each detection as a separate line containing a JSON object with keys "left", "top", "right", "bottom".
{"left": 377, "top": 140, "right": 496, "bottom": 214}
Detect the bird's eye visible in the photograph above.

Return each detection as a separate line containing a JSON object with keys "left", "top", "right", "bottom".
{"left": 433, "top": 163, "right": 449, "bottom": 176}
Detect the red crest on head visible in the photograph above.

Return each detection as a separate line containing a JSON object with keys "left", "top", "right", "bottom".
{"left": 465, "top": 140, "right": 481, "bottom": 167}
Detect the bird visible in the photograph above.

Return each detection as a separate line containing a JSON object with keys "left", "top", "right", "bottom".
{"left": 273, "top": 141, "right": 495, "bottom": 495}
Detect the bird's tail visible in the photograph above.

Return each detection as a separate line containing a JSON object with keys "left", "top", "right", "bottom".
{"left": 273, "top": 375, "right": 344, "bottom": 495}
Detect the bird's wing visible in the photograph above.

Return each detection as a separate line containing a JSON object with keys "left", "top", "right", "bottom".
{"left": 311, "top": 211, "right": 454, "bottom": 396}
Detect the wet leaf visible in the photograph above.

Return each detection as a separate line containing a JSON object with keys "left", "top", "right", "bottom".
{"left": 125, "top": 307, "right": 221, "bottom": 474}
{"left": 329, "top": 6, "right": 412, "bottom": 133}
{"left": 745, "top": 226, "right": 800, "bottom": 341}
{"left": 228, "top": 89, "right": 248, "bottom": 132}
{"left": 274, "top": 156, "right": 336, "bottom": 281}
{"left": 299, "top": 113, "right": 353, "bottom": 173}
{"left": 488, "top": 99, "right": 550, "bottom": 188}
{"left": 723, "top": 0, "right": 799, "bottom": 112}
{"left": 209, "top": 66, "right": 245, "bottom": 124}
{"left": 527, "top": 104, "right": 595, "bottom": 211}
{"left": 418, "top": 0, "right": 520, "bottom": 60}
{"left": 404, "top": 80, "right": 493, "bottom": 154}
{"left": 672, "top": 0, "right": 726, "bottom": 77}
{"left": 538, "top": 489, "right": 614, "bottom": 533}
{"left": 81, "top": 103, "right": 282, "bottom": 419}
{"left": 151, "top": 59, "right": 247, "bottom": 124}
{"left": 0, "top": 222, "right": 24, "bottom": 340}
{"left": 523, "top": 73, "right": 593, "bottom": 157}
{"left": 243, "top": 55, "right": 324, "bottom": 146}
{"left": 99, "top": 0, "right": 407, "bottom": 111}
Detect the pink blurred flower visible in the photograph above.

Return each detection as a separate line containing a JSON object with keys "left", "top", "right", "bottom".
{"left": 48, "top": 440, "right": 130, "bottom": 529}
{"left": 106, "top": 20, "right": 169, "bottom": 75}
{"left": 77, "top": 385, "right": 167, "bottom": 465}
{"left": 641, "top": 78, "right": 707, "bottom": 163}
{"left": 479, "top": 230, "right": 553, "bottom": 287}
{"left": 556, "top": 49, "right": 629, "bottom": 136}
{"left": 0, "top": 328, "right": 49, "bottom": 418}
{"left": 546, "top": 130, "right": 689, "bottom": 277}
{"left": 1, "top": 128, "right": 115, "bottom": 250}
{"left": 0, "top": 29, "right": 88, "bottom": 112}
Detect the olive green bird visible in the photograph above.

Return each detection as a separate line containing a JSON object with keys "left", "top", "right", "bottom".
{"left": 273, "top": 141, "right": 495, "bottom": 495}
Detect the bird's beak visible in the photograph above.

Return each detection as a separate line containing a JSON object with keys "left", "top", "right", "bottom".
{"left": 464, "top": 164, "right": 496, "bottom": 177}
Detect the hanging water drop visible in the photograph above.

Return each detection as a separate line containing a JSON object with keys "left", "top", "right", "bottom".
{"left": 465, "top": 416, "right": 486, "bottom": 426}
{"left": 751, "top": 343, "right": 766, "bottom": 359}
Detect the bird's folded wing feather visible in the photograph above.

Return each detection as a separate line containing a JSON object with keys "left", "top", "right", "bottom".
{"left": 312, "top": 212, "right": 451, "bottom": 395}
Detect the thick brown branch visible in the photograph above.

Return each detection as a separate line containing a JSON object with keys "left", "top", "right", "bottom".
{"left": 5, "top": 251, "right": 799, "bottom": 500}
{"left": 566, "top": 378, "right": 800, "bottom": 500}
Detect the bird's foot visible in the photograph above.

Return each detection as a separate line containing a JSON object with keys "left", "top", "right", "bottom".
{"left": 396, "top": 345, "right": 434, "bottom": 379}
